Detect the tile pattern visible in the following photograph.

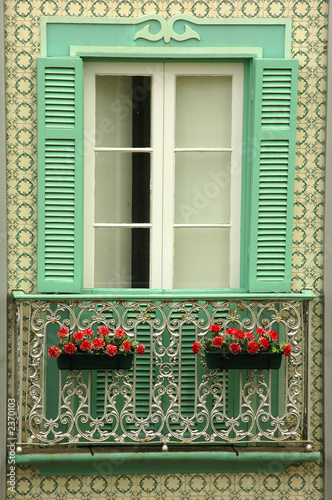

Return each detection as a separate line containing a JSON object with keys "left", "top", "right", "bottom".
{"left": 4, "top": 0, "right": 326, "bottom": 498}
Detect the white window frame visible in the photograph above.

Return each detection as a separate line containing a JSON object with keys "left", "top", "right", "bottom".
{"left": 84, "top": 62, "right": 243, "bottom": 289}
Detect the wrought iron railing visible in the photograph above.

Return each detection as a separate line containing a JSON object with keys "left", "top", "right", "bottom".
{"left": 13, "top": 292, "right": 313, "bottom": 448}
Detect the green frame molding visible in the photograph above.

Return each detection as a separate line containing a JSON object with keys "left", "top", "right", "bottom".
{"left": 70, "top": 46, "right": 263, "bottom": 59}
{"left": 40, "top": 15, "right": 292, "bottom": 59}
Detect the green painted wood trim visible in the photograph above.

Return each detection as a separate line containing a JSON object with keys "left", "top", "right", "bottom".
{"left": 69, "top": 46, "right": 263, "bottom": 59}
{"left": 12, "top": 289, "right": 316, "bottom": 301}
{"left": 15, "top": 449, "right": 320, "bottom": 476}
{"left": 40, "top": 15, "right": 291, "bottom": 59}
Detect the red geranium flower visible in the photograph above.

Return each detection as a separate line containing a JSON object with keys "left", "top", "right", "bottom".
{"left": 213, "top": 336, "right": 224, "bottom": 348}
{"left": 229, "top": 342, "right": 241, "bottom": 354}
{"left": 136, "top": 344, "right": 146, "bottom": 355}
{"left": 73, "top": 330, "right": 85, "bottom": 342}
{"left": 80, "top": 340, "right": 92, "bottom": 351}
{"left": 247, "top": 341, "right": 259, "bottom": 354}
{"left": 256, "top": 328, "right": 267, "bottom": 336}
{"left": 192, "top": 341, "right": 201, "bottom": 354}
{"left": 245, "top": 332, "right": 255, "bottom": 341}
{"left": 93, "top": 338, "right": 105, "bottom": 349}
{"left": 209, "top": 324, "right": 221, "bottom": 333}
{"left": 122, "top": 340, "right": 131, "bottom": 352}
{"left": 83, "top": 328, "right": 94, "bottom": 337}
{"left": 97, "top": 326, "right": 110, "bottom": 336}
{"left": 283, "top": 344, "right": 292, "bottom": 357}
{"left": 233, "top": 329, "right": 245, "bottom": 340}
{"left": 114, "top": 328, "right": 126, "bottom": 338}
{"left": 106, "top": 344, "right": 118, "bottom": 356}
{"left": 64, "top": 342, "right": 76, "bottom": 354}
{"left": 268, "top": 330, "right": 279, "bottom": 341}
{"left": 48, "top": 346, "right": 61, "bottom": 358}
{"left": 226, "top": 327, "right": 238, "bottom": 336}
{"left": 259, "top": 337, "right": 270, "bottom": 350}
{"left": 58, "top": 328, "right": 69, "bottom": 339}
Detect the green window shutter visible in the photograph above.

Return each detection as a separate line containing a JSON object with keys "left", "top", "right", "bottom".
{"left": 248, "top": 58, "right": 298, "bottom": 293}
{"left": 37, "top": 58, "right": 84, "bottom": 293}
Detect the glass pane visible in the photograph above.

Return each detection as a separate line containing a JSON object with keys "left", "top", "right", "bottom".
{"left": 95, "top": 151, "right": 150, "bottom": 223}
{"left": 95, "top": 75, "right": 151, "bottom": 148}
{"left": 175, "top": 76, "right": 232, "bottom": 148}
{"left": 173, "top": 228, "right": 230, "bottom": 288}
{"left": 174, "top": 152, "right": 231, "bottom": 224}
{"left": 94, "top": 227, "right": 150, "bottom": 288}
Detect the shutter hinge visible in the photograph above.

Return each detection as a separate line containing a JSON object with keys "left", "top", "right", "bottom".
{"left": 251, "top": 89, "right": 254, "bottom": 102}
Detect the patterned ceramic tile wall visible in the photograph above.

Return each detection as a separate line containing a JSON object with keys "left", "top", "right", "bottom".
{"left": 4, "top": 0, "right": 326, "bottom": 498}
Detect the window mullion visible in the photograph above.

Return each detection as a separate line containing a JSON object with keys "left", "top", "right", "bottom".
{"left": 150, "top": 64, "right": 165, "bottom": 289}
{"left": 161, "top": 65, "right": 176, "bottom": 289}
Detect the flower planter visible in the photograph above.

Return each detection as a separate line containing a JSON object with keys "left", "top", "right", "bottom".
{"left": 205, "top": 351, "right": 282, "bottom": 370}
{"left": 56, "top": 352, "right": 134, "bottom": 370}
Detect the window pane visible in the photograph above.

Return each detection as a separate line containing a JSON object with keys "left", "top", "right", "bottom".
{"left": 173, "top": 228, "right": 230, "bottom": 288}
{"left": 94, "top": 227, "right": 150, "bottom": 288}
{"left": 174, "top": 152, "right": 232, "bottom": 224}
{"left": 95, "top": 75, "right": 151, "bottom": 148}
{"left": 175, "top": 76, "right": 232, "bottom": 148}
{"left": 95, "top": 152, "right": 150, "bottom": 224}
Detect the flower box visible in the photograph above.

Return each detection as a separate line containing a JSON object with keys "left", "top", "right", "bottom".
{"left": 205, "top": 351, "right": 282, "bottom": 370}
{"left": 192, "top": 324, "right": 291, "bottom": 368}
{"left": 49, "top": 326, "right": 145, "bottom": 368}
{"left": 56, "top": 352, "right": 134, "bottom": 370}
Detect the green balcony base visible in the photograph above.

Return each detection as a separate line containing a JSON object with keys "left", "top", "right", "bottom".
{"left": 12, "top": 289, "right": 316, "bottom": 301}
{"left": 15, "top": 447, "right": 320, "bottom": 476}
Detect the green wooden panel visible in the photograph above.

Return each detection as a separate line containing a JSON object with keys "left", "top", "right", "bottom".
{"left": 248, "top": 58, "right": 298, "bottom": 292}
{"left": 37, "top": 58, "right": 84, "bottom": 292}
{"left": 41, "top": 16, "right": 291, "bottom": 59}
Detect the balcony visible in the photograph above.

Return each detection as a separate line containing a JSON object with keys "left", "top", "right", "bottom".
{"left": 12, "top": 290, "right": 320, "bottom": 474}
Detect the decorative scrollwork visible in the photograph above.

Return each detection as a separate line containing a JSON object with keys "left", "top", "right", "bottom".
{"left": 16, "top": 297, "right": 307, "bottom": 446}
{"left": 134, "top": 15, "right": 200, "bottom": 44}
